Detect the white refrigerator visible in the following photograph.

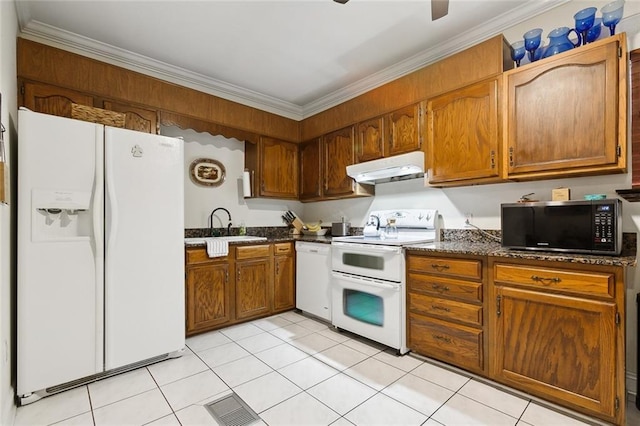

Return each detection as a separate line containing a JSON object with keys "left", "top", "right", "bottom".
{"left": 17, "top": 109, "right": 185, "bottom": 404}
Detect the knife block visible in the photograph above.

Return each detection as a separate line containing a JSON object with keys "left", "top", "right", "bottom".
{"left": 291, "top": 217, "right": 304, "bottom": 233}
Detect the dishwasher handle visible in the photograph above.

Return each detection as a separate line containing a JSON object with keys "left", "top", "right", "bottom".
{"left": 295, "top": 242, "right": 331, "bottom": 254}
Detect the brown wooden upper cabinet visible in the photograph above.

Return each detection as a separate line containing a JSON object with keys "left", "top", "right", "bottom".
{"left": 245, "top": 136, "right": 299, "bottom": 200}
{"left": 22, "top": 81, "right": 94, "bottom": 118}
{"left": 21, "top": 81, "right": 160, "bottom": 134}
{"left": 299, "top": 130, "right": 374, "bottom": 202}
{"left": 427, "top": 78, "right": 502, "bottom": 186}
{"left": 503, "top": 34, "right": 627, "bottom": 180}
{"left": 102, "top": 101, "right": 159, "bottom": 134}
{"left": 299, "top": 138, "right": 323, "bottom": 201}
{"left": 354, "top": 104, "right": 423, "bottom": 164}
{"left": 323, "top": 126, "right": 357, "bottom": 197}
{"left": 387, "top": 103, "right": 423, "bottom": 156}
{"left": 356, "top": 116, "right": 385, "bottom": 162}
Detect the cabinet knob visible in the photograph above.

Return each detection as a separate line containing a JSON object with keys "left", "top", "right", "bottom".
{"left": 431, "top": 305, "right": 451, "bottom": 313}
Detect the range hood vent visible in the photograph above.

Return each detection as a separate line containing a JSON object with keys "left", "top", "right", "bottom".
{"left": 346, "top": 151, "right": 425, "bottom": 184}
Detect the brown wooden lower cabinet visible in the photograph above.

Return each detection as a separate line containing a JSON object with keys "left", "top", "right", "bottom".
{"left": 407, "top": 252, "right": 486, "bottom": 375}
{"left": 185, "top": 256, "right": 233, "bottom": 334}
{"left": 488, "top": 258, "right": 625, "bottom": 425}
{"left": 407, "top": 252, "right": 626, "bottom": 425}
{"left": 273, "top": 242, "right": 296, "bottom": 312}
{"left": 185, "top": 242, "right": 296, "bottom": 336}
{"left": 235, "top": 248, "right": 271, "bottom": 320}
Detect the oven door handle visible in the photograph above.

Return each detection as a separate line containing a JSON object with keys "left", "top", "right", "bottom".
{"left": 332, "top": 271, "right": 399, "bottom": 290}
{"left": 331, "top": 241, "right": 402, "bottom": 253}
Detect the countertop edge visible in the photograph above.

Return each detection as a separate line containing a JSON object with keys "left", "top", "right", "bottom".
{"left": 405, "top": 242, "right": 637, "bottom": 267}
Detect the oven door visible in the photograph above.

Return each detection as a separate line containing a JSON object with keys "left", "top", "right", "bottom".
{"left": 331, "top": 271, "right": 406, "bottom": 353}
{"left": 331, "top": 241, "right": 403, "bottom": 282}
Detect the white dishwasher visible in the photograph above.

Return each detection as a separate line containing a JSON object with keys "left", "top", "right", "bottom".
{"left": 295, "top": 241, "right": 332, "bottom": 321}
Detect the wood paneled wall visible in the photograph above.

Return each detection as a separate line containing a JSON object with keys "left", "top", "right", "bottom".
{"left": 18, "top": 35, "right": 510, "bottom": 144}
{"left": 17, "top": 38, "right": 299, "bottom": 142}
{"left": 300, "top": 35, "right": 511, "bottom": 140}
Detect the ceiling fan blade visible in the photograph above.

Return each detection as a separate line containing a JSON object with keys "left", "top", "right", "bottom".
{"left": 431, "top": 0, "right": 449, "bottom": 21}
{"left": 333, "top": 0, "right": 349, "bottom": 4}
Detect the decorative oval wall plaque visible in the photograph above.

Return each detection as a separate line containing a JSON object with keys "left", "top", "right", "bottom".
{"left": 189, "top": 158, "right": 226, "bottom": 187}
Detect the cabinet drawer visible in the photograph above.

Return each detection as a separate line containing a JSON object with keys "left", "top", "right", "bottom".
{"left": 408, "top": 273, "right": 482, "bottom": 303}
{"left": 409, "top": 313, "right": 483, "bottom": 372}
{"left": 236, "top": 244, "right": 271, "bottom": 260}
{"left": 274, "top": 242, "right": 293, "bottom": 255}
{"left": 493, "top": 264, "right": 614, "bottom": 298}
{"left": 185, "top": 247, "right": 229, "bottom": 265}
{"left": 409, "top": 293, "right": 482, "bottom": 326}
{"left": 408, "top": 255, "right": 482, "bottom": 280}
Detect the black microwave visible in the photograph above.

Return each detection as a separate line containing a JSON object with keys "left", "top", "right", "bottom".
{"left": 501, "top": 199, "right": 622, "bottom": 255}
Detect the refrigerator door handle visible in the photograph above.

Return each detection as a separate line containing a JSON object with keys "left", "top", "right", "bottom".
{"left": 104, "top": 138, "right": 118, "bottom": 266}
{"left": 93, "top": 126, "right": 105, "bottom": 370}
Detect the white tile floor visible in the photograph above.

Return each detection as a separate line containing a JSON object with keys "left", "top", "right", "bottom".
{"left": 13, "top": 310, "right": 640, "bottom": 426}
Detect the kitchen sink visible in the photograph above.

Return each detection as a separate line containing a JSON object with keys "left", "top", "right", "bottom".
{"left": 184, "top": 236, "right": 268, "bottom": 244}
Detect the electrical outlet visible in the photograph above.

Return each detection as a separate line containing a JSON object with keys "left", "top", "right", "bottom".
{"left": 464, "top": 213, "right": 473, "bottom": 227}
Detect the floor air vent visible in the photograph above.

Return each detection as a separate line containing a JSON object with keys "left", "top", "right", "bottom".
{"left": 205, "top": 392, "right": 260, "bottom": 426}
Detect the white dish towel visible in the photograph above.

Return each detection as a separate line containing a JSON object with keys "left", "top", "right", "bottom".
{"left": 206, "top": 239, "right": 229, "bottom": 258}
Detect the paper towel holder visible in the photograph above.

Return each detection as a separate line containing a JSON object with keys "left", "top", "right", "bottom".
{"left": 243, "top": 169, "right": 254, "bottom": 198}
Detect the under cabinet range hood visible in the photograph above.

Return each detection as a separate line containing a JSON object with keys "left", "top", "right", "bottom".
{"left": 346, "top": 151, "right": 425, "bottom": 184}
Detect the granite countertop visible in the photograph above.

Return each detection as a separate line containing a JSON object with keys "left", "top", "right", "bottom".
{"left": 184, "top": 227, "right": 636, "bottom": 267}
{"left": 184, "top": 234, "right": 332, "bottom": 247}
{"left": 406, "top": 240, "right": 637, "bottom": 267}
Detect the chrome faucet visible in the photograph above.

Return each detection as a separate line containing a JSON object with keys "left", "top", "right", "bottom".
{"left": 210, "top": 207, "right": 232, "bottom": 236}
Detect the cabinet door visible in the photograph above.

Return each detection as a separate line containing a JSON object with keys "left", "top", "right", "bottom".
{"left": 491, "top": 286, "right": 618, "bottom": 420}
{"left": 427, "top": 79, "right": 500, "bottom": 185}
{"left": 299, "top": 138, "right": 323, "bottom": 201}
{"left": 235, "top": 259, "right": 271, "bottom": 320}
{"left": 505, "top": 39, "right": 624, "bottom": 178}
{"left": 186, "top": 263, "right": 232, "bottom": 335}
{"left": 273, "top": 254, "right": 295, "bottom": 312}
{"left": 22, "top": 81, "right": 94, "bottom": 118}
{"left": 387, "top": 104, "right": 422, "bottom": 156}
{"left": 103, "top": 101, "right": 159, "bottom": 134}
{"left": 323, "top": 126, "right": 356, "bottom": 197}
{"left": 356, "top": 116, "right": 384, "bottom": 162}
{"left": 260, "top": 137, "right": 299, "bottom": 199}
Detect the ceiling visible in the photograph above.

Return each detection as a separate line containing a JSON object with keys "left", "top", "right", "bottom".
{"left": 16, "top": 0, "right": 568, "bottom": 120}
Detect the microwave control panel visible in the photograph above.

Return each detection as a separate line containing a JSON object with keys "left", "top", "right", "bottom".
{"left": 593, "top": 203, "right": 616, "bottom": 250}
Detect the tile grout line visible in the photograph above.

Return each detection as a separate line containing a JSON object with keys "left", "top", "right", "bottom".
{"left": 143, "top": 365, "right": 181, "bottom": 425}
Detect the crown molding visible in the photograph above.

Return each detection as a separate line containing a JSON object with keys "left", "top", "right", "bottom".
{"left": 302, "top": 0, "right": 571, "bottom": 117}
{"left": 16, "top": 0, "right": 570, "bottom": 122}
{"left": 18, "top": 20, "right": 306, "bottom": 120}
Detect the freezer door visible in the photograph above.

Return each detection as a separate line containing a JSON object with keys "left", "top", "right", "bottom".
{"left": 104, "top": 127, "right": 185, "bottom": 370}
{"left": 17, "top": 109, "right": 104, "bottom": 395}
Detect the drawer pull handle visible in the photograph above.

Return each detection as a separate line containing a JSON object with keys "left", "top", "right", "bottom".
{"left": 531, "top": 275, "right": 561, "bottom": 285}
{"left": 431, "top": 263, "right": 450, "bottom": 271}
{"left": 431, "top": 284, "right": 450, "bottom": 292}
{"left": 432, "top": 305, "right": 451, "bottom": 313}
{"left": 433, "top": 335, "right": 452, "bottom": 344}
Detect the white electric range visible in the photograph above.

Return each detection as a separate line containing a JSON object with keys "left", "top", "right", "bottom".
{"left": 330, "top": 209, "right": 438, "bottom": 354}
